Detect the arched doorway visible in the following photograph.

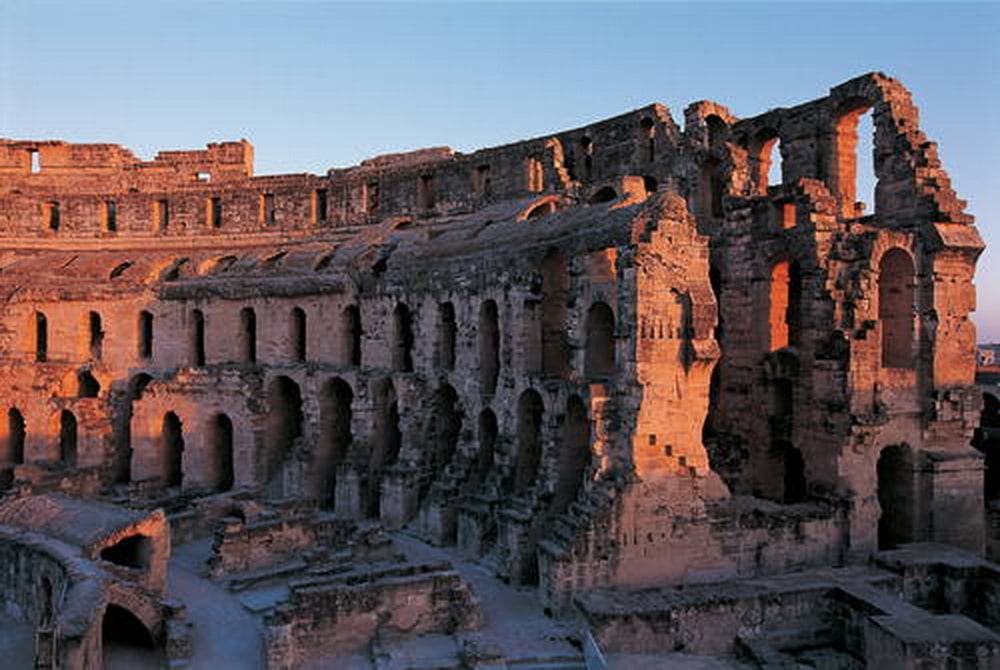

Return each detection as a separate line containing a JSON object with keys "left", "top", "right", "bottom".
{"left": 553, "top": 396, "right": 591, "bottom": 514}
{"left": 584, "top": 302, "right": 615, "bottom": 378}
{"left": 369, "top": 378, "right": 401, "bottom": 517}
{"left": 877, "top": 444, "right": 915, "bottom": 550}
{"left": 161, "top": 412, "right": 184, "bottom": 488}
{"left": 511, "top": 390, "right": 544, "bottom": 495}
{"left": 264, "top": 377, "right": 303, "bottom": 490}
{"left": 101, "top": 604, "right": 161, "bottom": 669}
{"left": 423, "top": 384, "right": 461, "bottom": 502}
{"left": 58, "top": 410, "right": 77, "bottom": 467}
{"left": 207, "top": 414, "right": 234, "bottom": 492}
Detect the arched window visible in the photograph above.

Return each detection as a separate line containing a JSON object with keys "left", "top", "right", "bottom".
{"left": 437, "top": 302, "right": 456, "bottom": 370}
{"left": 478, "top": 301, "right": 500, "bottom": 394}
{"left": 585, "top": 302, "right": 615, "bottom": 378}
{"left": 424, "top": 385, "right": 461, "bottom": 502}
{"left": 239, "top": 307, "right": 256, "bottom": 363}
{"left": 58, "top": 410, "right": 77, "bottom": 466}
{"left": 541, "top": 249, "right": 570, "bottom": 378}
{"left": 138, "top": 311, "right": 153, "bottom": 360}
{"left": 697, "top": 158, "right": 724, "bottom": 222}
{"left": 88, "top": 311, "right": 103, "bottom": 360}
{"left": 751, "top": 130, "right": 781, "bottom": 194}
{"left": 190, "top": 309, "right": 206, "bottom": 367}
{"left": 207, "top": 414, "right": 234, "bottom": 492}
{"left": 290, "top": 307, "right": 307, "bottom": 362}
{"left": 392, "top": 304, "right": 414, "bottom": 372}
{"left": 162, "top": 412, "right": 184, "bottom": 487}
{"left": 35, "top": 312, "right": 48, "bottom": 362}
{"left": 878, "top": 249, "right": 916, "bottom": 369}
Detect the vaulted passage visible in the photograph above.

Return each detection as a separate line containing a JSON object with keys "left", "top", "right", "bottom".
{"left": 879, "top": 249, "right": 916, "bottom": 369}
{"left": 162, "top": 412, "right": 184, "bottom": 487}
{"left": 313, "top": 378, "right": 353, "bottom": 506}
{"left": 478, "top": 300, "right": 500, "bottom": 394}
{"left": 264, "top": 376, "right": 303, "bottom": 490}
{"left": 393, "top": 303, "right": 415, "bottom": 372}
{"left": 369, "top": 378, "right": 401, "bottom": 518}
{"left": 511, "top": 390, "right": 544, "bottom": 495}
{"left": 552, "top": 395, "right": 591, "bottom": 515}
{"left": 463, "top": 409, "right": 497, "bottom": 497}
{"left": 585, "top": 302, "right": 615, "bottom": 378}
{"left": 100, "top": 534, "right": 152, "bottom": 569}
{"left": 59, "top": 410, "right": 77, "bottom": 466}
{"left": 541, "top": 249, "right": 570, "bottom": 379}
{"left": 207, "top": 413, "right": 234, "bottom": 492}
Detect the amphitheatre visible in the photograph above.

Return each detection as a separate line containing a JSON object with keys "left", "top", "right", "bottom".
{"left": 0, "top": 72, "right": 998, "bottom": 669}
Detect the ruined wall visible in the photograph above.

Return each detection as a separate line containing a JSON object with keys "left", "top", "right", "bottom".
{"left": 0, "top": 72, "right": 985, "bottom": 612}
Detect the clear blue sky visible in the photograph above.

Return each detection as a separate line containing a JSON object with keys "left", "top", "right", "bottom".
{"left": 2, "top": 1, "right": 998, "bottom": 340}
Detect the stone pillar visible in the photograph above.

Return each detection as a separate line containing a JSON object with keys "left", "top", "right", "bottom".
{"left": 380, "top": 466, "right": 419, "bottom": 530}
{"left": 921, "top": 449, "right": 985, "bottom": 554}
{"left": 335, "top": 466, "right": 362, "bottom": 519}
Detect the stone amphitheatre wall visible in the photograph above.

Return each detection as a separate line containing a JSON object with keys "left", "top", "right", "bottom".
{"left": 0, "top": 72, "right": 987, "bottom": 614}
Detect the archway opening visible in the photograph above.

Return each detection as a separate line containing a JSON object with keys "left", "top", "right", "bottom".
{"left": 239, "top": 307, "right": 257, "bottom": 363}
{"left": 424, "top": 385, "right": 461, "bottom": 502}
{"left": 264, "top": 377, "right": 303, "bottom": 489}
{"left": 88, "top": 311, "right": 103, "bottom": 360}
{"left": 102, "top": 605, "right": 160, "bottom": 668}
{"left": 4, "top": 408, "right": 25, "bottom": 466}
{"left": 585, "top": 302, "right": 615, "bottom": 378}
{"left": 438, "top": 302, "right": 456, "bottom": 370}
{"left": 342, "top": 305, "right": 362, "bottom": 366}
{"left": 290, "top": 307, "right": 307, "bottom": 362}
{"left": 541, "top": 249, "right": 570, "bottom": 379}
{"left": 879, "top": 249, "right": 916, "bottom": 369}
{"left": 588, "top": 186, "right": 617, "bottom": 204}
{"left": 464, "top": 409, "right": 497, "bottom": 497}
{"left": 553, "top": 396, "right": 591, "bottom": 515}
{"left": 100, "top": 535, "right": 153, "bottom": 569}
{"left": 393, "top": 304, "right": 414, "bottom": 372}
{"left": 878, "top": 444, "right": 915, "bottom": 550}
{"left": 190, "top": 309, "right": 206, "bottom": 367}
{"left": 59, "top": 410, "right": 77, "bottom": 466}
{"left": 369, "top": 379, "right": 401, "bottom": 518}
{"left": 511, "top": 390, "right": 544, "bottom": 495}
{"left": 161, "top": 412, "right": 184, "bottom": 487}
{"left": 833, "top": 100, "right": 877, "bottom": 217}
{"left": 478, "top": 300, "right": 500, "bottom": 394}
{"left": 314, "top": 378, "right": 353, "bottom": 507}
{"left": 208, "top": 414, "right": 234, "bottom": 492}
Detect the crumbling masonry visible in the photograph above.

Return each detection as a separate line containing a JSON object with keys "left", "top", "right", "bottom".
{"left": 0, "top": 73, "right": 995, "bottom": 668}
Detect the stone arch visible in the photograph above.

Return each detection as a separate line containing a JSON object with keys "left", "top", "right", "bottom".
{"left": 878, "top": 248, "right": 916, "bottom": 369}
{"left": 369, "top": 378, "right": 401, "bottom": 518}
{"left": 207, "top": 413, "right": 234, "bottom": 493}
{"left": 585, "top": 302, "right": 615, "bottom": 378}
{"left": 392, "top": 303, "right": 414, "bottom": 372}
{"left": 478, "top": 300, "right": 500, "bottom": 394}
{"left": 161, "top": 412, "right": 184, "bottom": 487}
{"left": 264, "top": 376, "right": 303, "bottom": 488}
{"left": 239, "top": 307, "right": 257, "bottom": 363}
{"left": 313, "top": 377, "right": 353, "bottom": 506}
{"left": 696, "top": 157, "right": 724, "bottom": 222}
{"left": 342, "top": 304, "right": 362, "bottom": 366}
{"left": 541, "top": 248, "right": 570, "bottom": 379}
{"left": 519, "top": 196, "right": 561, "bottom": 221}
{"left": 553, "top": 395, "right": 591, "bottom": 515}
{"left": 877, "top": 444, "right": 916, "bottom": 550}
{"left": 750, "top": 128, "right": 781, "bottom": 194}
{"left": 58, "top": 410, "right": 77, "bottom": 466}
{"left": 511, "top": 390, "right": 544, "bottom": 495}
{"left": 290, "top": 306, "right": 307, "bottom": 362}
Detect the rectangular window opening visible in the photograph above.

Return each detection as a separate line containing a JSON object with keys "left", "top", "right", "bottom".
{"left": 209, "top": 196, "right": 222, "bottom": 228}
{"left": 29, "top": 149, "right": 40, "bottom": 174}
{"left": 418, "top": 174, "right": 436, "bottom": 211}
{"left": 156, "top": 199, "right": 169, "bottom": 231}
{"left": 315, "top": 189, "right": 328, "bottom": 224}
{"left": 105, "top": 200, "right": 117, "bottom": 232}
{"left": 45, "top": 202, "right": 60, "bottom": 231}
{"left": 262, "top": 193, "right": 276, "bottom": 225}
{"left": 365, "top": 181, "right": 380, "bottom": 216}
